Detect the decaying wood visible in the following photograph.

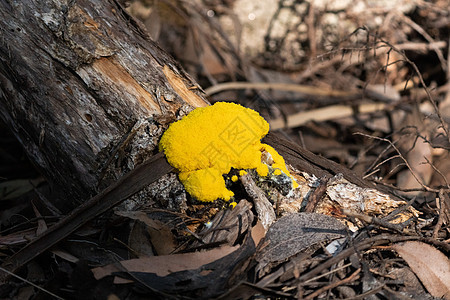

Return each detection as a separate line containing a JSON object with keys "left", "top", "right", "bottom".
{"left": 0, "top": 0, "right": 208, "bottom": 205}
{"left": 264, "top": 132, "right": 395, "bottom": 195}
{"left": 240, "top": 173, "right": 276, "bottom": 230}
{"left": 188, "top": 200, "right": 253, "bottom": 250}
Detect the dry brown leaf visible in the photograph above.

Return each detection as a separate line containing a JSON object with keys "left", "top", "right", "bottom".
{"left": 92, "top": 244, "right": 239, "bottom": 280}
{"left": 142, "top": 218, "right": 176, "bottom": 256}
{"left": 128, "top": 220, "right": 154, "bottom": 258}
{"left": 389, "top": 267, "right": 427, "bottom": 296}
{"left": 251, "top": 220, "right": 266, "bottom": 247}
{"left": 115, "top": 210, "right": 176, "bottom": 255}
{"left": 256, "top": 212, "right": 347, "bottom": 273}
{"left": 429, "top": 150, "right": 450, "bottom": 188}
{"left": 201, "top": 42, "right": 231, "bottom": 76}
{"left": 395, "top": 106, "right": 434, "bottom": 195}
{"left": 392, "top": 241, "right": 450, "bottom": 299}
{"left": 0, "top": 228, "right": 36, "bottom": 248}
{"left": 93, "top": 223, "right": 263, "bottom": 298}
{"left": 51, "top": 249, "right": 80, "bottom": 263}
{"left": 397, "top": 135, "right": 433, "bottom": 192}
{"left": 31, "top": 202, "right": 47, "bottom": 236}
{"left": 92, "top": 222, "right": 264, "bottom": 291}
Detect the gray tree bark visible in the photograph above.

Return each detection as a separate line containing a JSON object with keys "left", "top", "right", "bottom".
{"left": 0, "top": 0, "right": 208, "bottom": 205}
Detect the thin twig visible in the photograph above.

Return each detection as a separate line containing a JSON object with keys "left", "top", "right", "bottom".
{"left": 0, "top": 266, "right": 65, "bottom": 300}
{"left": 304, "top": 268, "right": 361, "bottom": 300}
{"left": 296, "top": 234, "right": 420, "bottom": 283}
{"left": 355, "top": 132, "right": 439, "bottom": 193}
{"left": 433, "top": 190, "right": 450, "bottom": 238}
{"left": 302, "top": 263, "right": 353, "bottom": 285}
{"left": 341, "top": 284, "right": 385, "bottom": 300}
{"left": 342, "top": 210, "right": 412, "bottom": 234}
{"left": 204, "top": 81, "right": 357, "bottom": 97}
{"left": 399, "top": 13, "right": 447, "bottom": 72}
{"left": 349, "top": 28, "right": 450, "bottom": 142}
{"left": 424, "top": 156, "right": 450, "bottom": 189}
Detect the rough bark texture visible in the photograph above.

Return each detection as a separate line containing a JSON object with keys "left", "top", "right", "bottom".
{"left": 0, "top": 0, "right": 209, "bottom": 205}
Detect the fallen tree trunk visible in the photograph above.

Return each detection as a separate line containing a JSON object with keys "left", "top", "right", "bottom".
{"left": 0, "top": 0, "right": 400, "bottom": 208}
{"left": 0, "top": 0, "right": 208, "bottom": 206}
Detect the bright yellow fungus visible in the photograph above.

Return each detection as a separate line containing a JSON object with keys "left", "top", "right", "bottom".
{"left": 239, "top": 170, "right": 247, "bottom": 176}
{"left": 273, "top": 169, "right": 282, "bottom": 176}
{"left": 231, "top": 175, "right": 239, "bottom": 182}
{"left": 159, "top": 102, "right": 297, "bottom": 202}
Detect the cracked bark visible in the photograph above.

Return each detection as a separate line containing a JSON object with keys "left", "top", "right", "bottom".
{"left": 0, "top": 0, "right": 208, "bottom": 206}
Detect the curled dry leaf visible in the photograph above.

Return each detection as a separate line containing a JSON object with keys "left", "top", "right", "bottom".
{"left": 92, "top": 245, "right": 239, "bottom": 279}
{"left": 92, "top": 222, "right": 264, "bottom": 298}
{"left": 0, "top": 228, "right": 37, "bottom": 248}
{"left": 128, "top": 220, "right": 155, "bottom": 257}
{"left": 397, "top": 135, "right": 433, "bottom": 194}
{"left": 115, "top": 210, "right": 176, "bottom": 255}
{"left": 392, "top": 241, "right": 450, "bottom": 299}
{"left": 395, "top": 109, "right": 434, "bottom": 196}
